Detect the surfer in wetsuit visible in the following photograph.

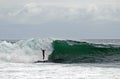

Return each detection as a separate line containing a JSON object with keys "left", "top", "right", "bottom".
{"left": 41, "top": 49, "right": 46, "bottom": 60}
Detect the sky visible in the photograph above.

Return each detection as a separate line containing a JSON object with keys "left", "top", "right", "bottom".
{"left": 0, "top": 0, "right": 120, "bottom": 39}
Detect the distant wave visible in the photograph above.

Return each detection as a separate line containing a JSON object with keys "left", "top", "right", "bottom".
{"left": 49, "top": 40, "right": 120, "bottom": 63}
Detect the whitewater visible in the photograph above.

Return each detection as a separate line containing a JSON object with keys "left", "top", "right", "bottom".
{"left": 0, "top": 38, "right": 120, "bottom": 79}
{"left": 0, "top": 38, "right": 53, "bottom": 63}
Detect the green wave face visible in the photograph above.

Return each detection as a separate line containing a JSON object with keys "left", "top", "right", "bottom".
{"left": 48, "top": 40, "right": 120, "bottom": 63}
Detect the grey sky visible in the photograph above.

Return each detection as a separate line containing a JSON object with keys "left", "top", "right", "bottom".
{"left": 0, "top": 0, "right": 120, "bottom": 39}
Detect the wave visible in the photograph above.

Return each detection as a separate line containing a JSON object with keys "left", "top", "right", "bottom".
{"left": 0, "top": 38, "right": 120, "bottom": 63}
{"left": 48, "top": 40, "right": 120, "bottom": 63}
{"left": 0, "top": 38, "right": 53, "bottom": 63}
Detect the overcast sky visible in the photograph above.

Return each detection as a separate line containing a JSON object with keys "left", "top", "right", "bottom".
{"left": 0, "top": 0, "right": 120, "bottom": 39}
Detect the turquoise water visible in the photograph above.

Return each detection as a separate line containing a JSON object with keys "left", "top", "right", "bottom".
{"left": 49, "top": 40, "right": 120, "bottom": 63}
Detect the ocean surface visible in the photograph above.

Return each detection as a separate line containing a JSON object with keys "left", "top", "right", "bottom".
{"left": 0, "top": 39, "right": 120, "bottom": 79}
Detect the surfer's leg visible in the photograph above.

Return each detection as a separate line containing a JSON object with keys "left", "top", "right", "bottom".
{"left": 43, "top": 52, "right": 45, "bottom": 60}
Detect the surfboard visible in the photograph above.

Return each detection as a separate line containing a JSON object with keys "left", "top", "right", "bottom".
{"left": 34, "top": 60, "right": 48, "bottom": 63}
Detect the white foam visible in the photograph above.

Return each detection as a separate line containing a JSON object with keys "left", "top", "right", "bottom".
{"left": 0, "top": 38, "right": 53, "bottom": 63}
{"left": 0, "top": 63, "right": 120, "bottom": 79}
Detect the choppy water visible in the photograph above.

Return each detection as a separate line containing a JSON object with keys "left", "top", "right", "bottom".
{"left": 0, "top": 62, "right": 120, "bottom": 79}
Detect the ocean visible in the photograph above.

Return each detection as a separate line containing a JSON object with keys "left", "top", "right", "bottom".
{"left": 0, "top": 38, "right": 120, "bottom": 79}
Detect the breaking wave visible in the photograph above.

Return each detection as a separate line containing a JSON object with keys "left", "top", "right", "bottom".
{"left": 0, "top": 38, "right": 53, "bottom": 63}
{"left": 49, "top": 40, "right": 120, "bottom": 63}
{"left": 1, "top": 38, "right": 120, "bottom": 63}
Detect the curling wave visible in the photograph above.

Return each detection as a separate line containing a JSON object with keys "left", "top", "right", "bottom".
{"left": 48, "top": 40, "right": 120, "bottom": 63}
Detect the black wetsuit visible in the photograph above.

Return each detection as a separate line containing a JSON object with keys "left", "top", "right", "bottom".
{"left": 42, "top": 50, "right": 45, "bottom": 60}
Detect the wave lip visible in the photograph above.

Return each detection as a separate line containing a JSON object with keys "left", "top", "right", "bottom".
{"left": 48, "top": 40, "right": 120, "bottom": 63}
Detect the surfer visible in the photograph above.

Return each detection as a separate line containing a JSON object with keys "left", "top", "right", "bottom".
{"left": 41, "top": 49, "right": 46, "bottom": 61}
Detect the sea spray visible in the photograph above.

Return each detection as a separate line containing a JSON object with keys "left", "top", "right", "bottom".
{"left": 0, "top": 38, "right": 53, "bottom": 63}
